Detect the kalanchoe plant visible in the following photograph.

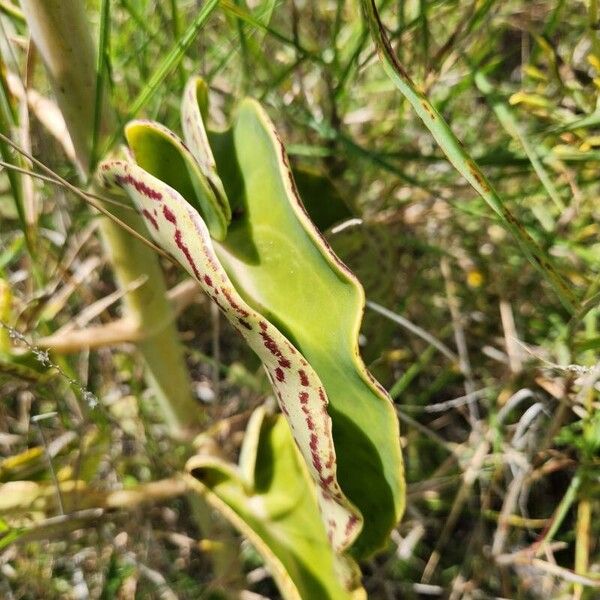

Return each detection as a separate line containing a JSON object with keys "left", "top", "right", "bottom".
{"left": 99, "top": 75, "right": 404, "bottom": 574}
{"left": 187, "top": 406, "right": 365, "bottom": 599}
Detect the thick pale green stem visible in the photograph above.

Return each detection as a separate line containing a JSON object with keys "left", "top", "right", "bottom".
{"left": 100, "top": 201, "right": 201, "bottom": 435}
{"left": 20, "top": 0, "right": 96, "bottom": 174}
{"left": 20, "top": 0, "right": 199, "bottom": 436}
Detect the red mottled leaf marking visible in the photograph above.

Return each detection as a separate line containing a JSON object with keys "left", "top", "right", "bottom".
{"left": 203, "top": 274, "right": 213, "bottom": 287}
{"left": 275, "top": 367, "right": 285, "bottom": 382}
{"left": 259, "top": 328, "right": 292, "bottom": 369}
{"left": 320, "top": 475, "right": 334, "bottom": 488}
{"left": 238, "top": 318, "right": 252, "bottom": 330}
{"left": 142, "top": 209, "right": 159, "bottom": 230}
{"left": 312, "top": 454, "right": 323, "bottom": 473}
{"left": 285, "top": 341, "right": 297, "bottom": 355}
{"left": 300, "top": 400, "right": 315, "bottom": 430}
{"left": 116, "top": 173, "right": 163, "bottom": 201}
{"left": 162, "top": 204, "right": 177, "bottom": 224}
{"left": 304, "top": 413, "right": 315, "bottom": 431}
{"left": 345, "top": 514, "right": 360, "bottom": 538}
{"left": 298, "top": 369, "right": 309, "bottom": 386}
{"left": 174, "top": 229, "right": 201, "bottom": 280}
{"left": 213, "top": 297, "right": 227, "bottom": 313}
{"left": 310, "top": 434, "right": 323, "bottom": 474}
{"left": 221, "top": 287, "right": 250, "bottom": 317}
{"left": 326, "top": 452, "right": 334, "bottom": 470}
{"left": 159, "top": 204, "right": 203, "bottom": 280}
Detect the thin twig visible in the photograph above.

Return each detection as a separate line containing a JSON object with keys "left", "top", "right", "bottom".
{"left": 32, "top": 413, "right": 65, "bottom": 515}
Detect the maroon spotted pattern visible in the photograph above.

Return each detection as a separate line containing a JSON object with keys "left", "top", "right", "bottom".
{"left": 116, "top": 173, "right": 162, "bottom": 201}
{"left": 102, "top": 154, "right": 363, "bottom": 551}
{"left": 142, "top": 209, "right": 158, "bottom": 231}
{"left": 258, "top": 323, "right": 292, "bottom": 369}
{"left": 238, "top": 318, "right": 252, "bottom": 330}
{"left": 221, "top": 288, "right": 250, "bottom": 317}
{"left": 298, "top": 369, "right": 309, "bottom": 386}
{"left": 162, "top": 205, "right": 177, "bottom": 224}
{"left": 345, "top": 514, "right": 360, "bottom": 538}
{"left": 174, "top": 230, "right": 201, "bottom": 279}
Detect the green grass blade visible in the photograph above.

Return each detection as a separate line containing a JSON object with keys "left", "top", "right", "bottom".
{"left": 0, "top": 1, "right": 24, "bottom": 22}
{"left": 361, "top": 0, "right": 578, "bottom": 314}
{"left": 90, "top": 0, "right": 110, "bottom": 174}
{"left": 168, "top": 0, "right": 186, "bottom": 87}
{"left": 219, "top": 0, "right": 323, "bottom": 65}
{"left": 128, "top": 0, "right": 217, "bottom": 117}
{"left": 0, "top": 67, "right": 32, "bottom": 249}
{"left": 104, "top": 0, "right": 218, "bottom": 152}
{"left": 473, "top": 69, "right": 565, "bottom": 212}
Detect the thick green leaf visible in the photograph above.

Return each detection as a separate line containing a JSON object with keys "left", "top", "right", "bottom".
{"left": 98, "top": 157, "right": 362, "bottom": 552}
{"left": 181, "top": 77, "right": 229, "bottom": 214}
{"left": 199, "top": 99, "right": 404, "bottom": 557}
{"left": 125, "top": 119, "right": 230, "bottom": 240}
{"left": 187, "top": 407, "right": 365, "bottom": 600}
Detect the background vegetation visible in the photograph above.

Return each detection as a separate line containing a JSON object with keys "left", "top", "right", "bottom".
{"left": 0, "top": 0, "right": 599, "bottom": 598}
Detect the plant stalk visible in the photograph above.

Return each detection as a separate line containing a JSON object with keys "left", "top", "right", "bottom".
{"left": 20, "top": 0, "right": 200, "bottom": 436}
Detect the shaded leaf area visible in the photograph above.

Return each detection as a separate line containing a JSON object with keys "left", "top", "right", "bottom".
{"left": 292, "top": 166, "right": 353, "bottom": 232}
{"left": 187, "top": 407, "right": 365, "bottom": 600}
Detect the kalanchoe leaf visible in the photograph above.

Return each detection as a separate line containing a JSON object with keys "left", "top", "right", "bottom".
{"left": 180, "top": 76, "right": 229, "bottom": 212}
{"left": 98, "top": 158, "right": 363, "bottom": 552}
{"left": 183, "top": 90, "right": 404, "bottom": 557}
{"left": 125, "top": 119, "right": 230, "bottom": 241}
{"left": 186, "top": 407, "right": 366, "bottom": 600}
